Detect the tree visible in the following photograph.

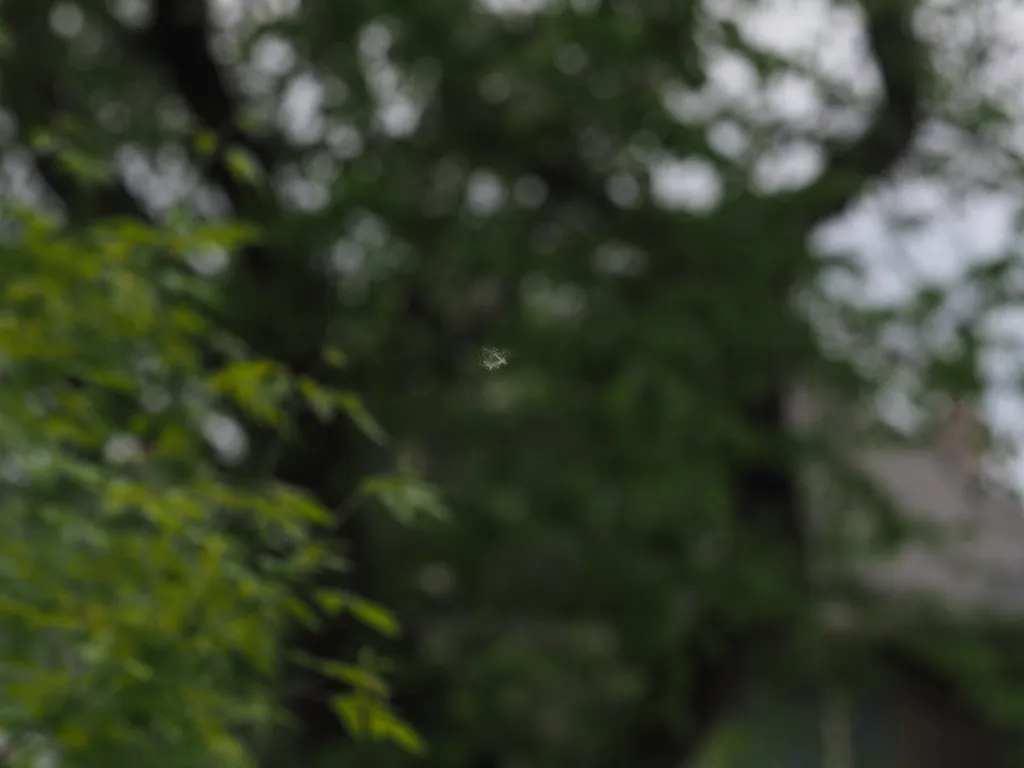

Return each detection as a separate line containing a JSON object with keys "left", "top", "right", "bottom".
{"left": 0, "top": 173, "right": 425, "bottom": 766}
{"left": 1, "top": 0, "right": 1021, "bottom": 766}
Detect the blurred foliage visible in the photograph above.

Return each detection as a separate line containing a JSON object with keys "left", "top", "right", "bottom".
{"left": 0, "top": 197, "right": 422, "bottom": 763}
{"left": 1, "top": 0, "right": 1024, "bottom": 767}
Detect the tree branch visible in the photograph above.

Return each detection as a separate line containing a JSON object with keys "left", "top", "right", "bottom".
{"left": 605, "top": 387, "right": 807, "bottom": 768}
{"left": 118, "top": 7, "right": 488, "bottom": 761}
{"left": 617, "top": 6, "right": 928, "bottom": 763}
{"left": 129, "top": 1, "right": 479, "bottom": 346}
{"left": 619, "top": 4, "right": 928, "bottom": 761}
{"left": 0, "top": 0, "right": 149, "bottom": 225}
{"left": 97, "top": 0, "right": 279, "bottom": 252}
{"left": 792, "top": 0, "right": 927, "bottom": 228}
{"left": 143, "top": 0, "right": 276, "bottom": 173}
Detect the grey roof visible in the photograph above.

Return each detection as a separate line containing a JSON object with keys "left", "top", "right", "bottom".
{"left": 788, "top": 387, "right": 1024, "bottom": 620}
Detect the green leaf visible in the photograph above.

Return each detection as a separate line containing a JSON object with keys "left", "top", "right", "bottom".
{"left": 286, "top": 597, "right": 321, "bottom": 630}
{"left": 377, "top": 712, "right": 427, "bottom": 755}
{"left": 29, "top": 129, "right": 57, "bottom": 153}
{"left": 336, "top": 392, "right": 388, "bottom": 445}
{"left": 321, "top": 345, "right": 348, "bottom": 369}
{"left": 359, "top": 473, "right": 449, "bottom": 525}
{"left": 299, "top": 378, "right": 336, "bottom": 422}
{"left": 194, "top": 129, "right": 219, "bottom": 157}
{"left": 329, "top": 694, "right": 425, "bottom": 754}
{"left": 208, "top": 359, "right": 289, "bottom": 424}
{"left": 313, "top": 588, "right": 347, "bottom": 616}
{"left": 319, "top": 661, "right": 390, "bottom": 696}
{"left": 191, "top": 222, "right": 263, "bottom": 250}
{"left": 347, "top": 596, "right": 401, "bottom": 638}
{"left": 330, "top": 692, "right": 372, "bottom": 736}
{"left": 57, "top": 149, "right": 112, "bottom": 184}
{"left": 225, "top": 146, "right": 263, "bottom": 186}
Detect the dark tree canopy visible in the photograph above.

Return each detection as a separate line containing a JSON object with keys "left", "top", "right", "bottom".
{"left": 1, "top": 0, "right": 1023, "bottom": 766}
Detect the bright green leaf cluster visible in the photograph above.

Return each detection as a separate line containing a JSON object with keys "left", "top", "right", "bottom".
{"left": 0, "top": 204, "right": 418, "bottom": 765}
